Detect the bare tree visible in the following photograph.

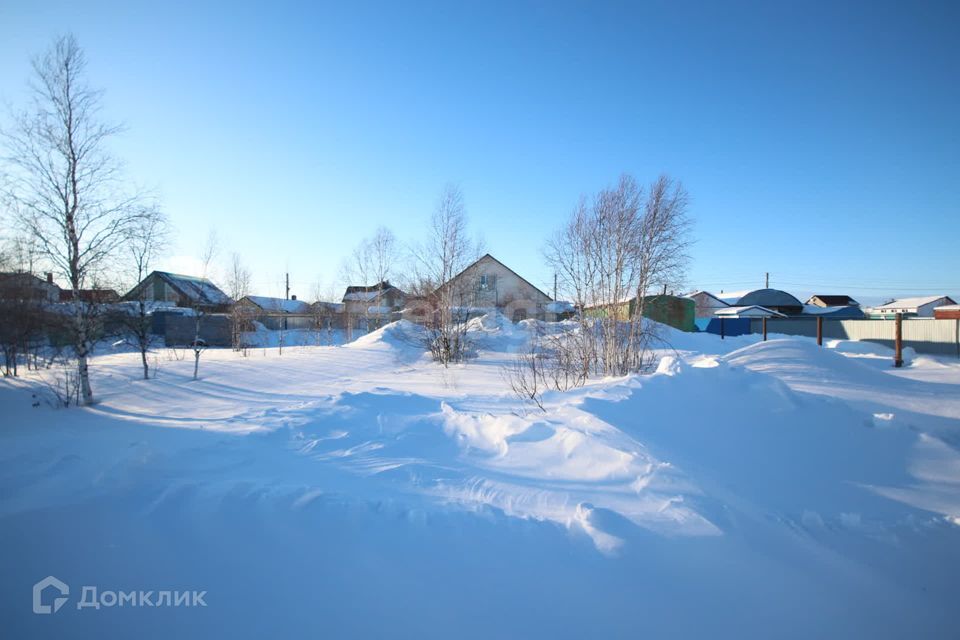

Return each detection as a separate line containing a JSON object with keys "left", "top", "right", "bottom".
{"left": 225, "top": 253, "right": 253, "bottom": 352}
{"left": 544, "top": 173, "right": 691, "bottom": 380}
{"left": 409, "top": 184, "right": 482, "bottom": 365}
{"left": 1, "top": 35, "right": 148, "bottom": 404}
{"left": 119, "top": 207, "right": 169, "bottom": 379}
{"left": 191, "top": 232, "right": 218, "bottom": 379}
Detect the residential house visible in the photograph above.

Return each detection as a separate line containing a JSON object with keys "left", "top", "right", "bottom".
{"left": 235, "top": 295, "right": 315, "bottom": 331}
{"left": 685, "top": 290, "right": 731, "bottom": 320}
{"left": 123, "top": 271, "right": 233, "bottom": 312}
{"left": 805, "top": 294, "right": 860, "bottom": 308}
{"left": 341, "top": 281, "right": 406, "bottom": 328}
{"left": 0, "top": 272, "right": 60, "bottom": 303}
{"left": 58, "top": 288, "right": 120, "bottom": 304}
{"left": 428, "top": 253, "right": 552, "bottom": 322}
{"left": 865, "top": 296, "right": 957, "bottom": 319}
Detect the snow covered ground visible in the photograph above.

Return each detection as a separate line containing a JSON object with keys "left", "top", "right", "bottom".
{"left": 2, "top": 317, "right": 959, "bottom": 638}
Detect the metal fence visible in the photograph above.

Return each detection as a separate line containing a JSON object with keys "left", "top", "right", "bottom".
{"left": 748, "top": 317, "right": 960, "bottom": 357}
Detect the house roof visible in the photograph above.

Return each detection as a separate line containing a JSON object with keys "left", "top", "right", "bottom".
{"left": 342, "top": 281, "right": 404, "bottom": 302}
{"left": 445, "top": 253, "right": 553, "bottom": 301}
{"left": 148, "top": 271, "right": 232, "bottom": 306}
{"left": 806, "top": 294, "right": 859, "bottom": 306}
{"left": 736, "top": 288, "right": 804, "bottom": 309}
{"left": 241, "top": 295, "right": 312, "bottom": 313}
{"left": 685, "top": 290, "right": 730, "bottom": 306}
{"left": 714, "top": 290, "right": 753, "bottom": 305}
{"left": 801, "top": 304, "right": 865, "bottom": 318}
{"left": 714, "top": 305, "right": 786, "bottom": 318}
{"left": 873, "top": 295, "right": 957, "bottom": 310}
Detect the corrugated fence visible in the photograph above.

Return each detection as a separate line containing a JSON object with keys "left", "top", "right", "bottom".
{"left": 748, "top": 317, "right": 960, "bottom": 357}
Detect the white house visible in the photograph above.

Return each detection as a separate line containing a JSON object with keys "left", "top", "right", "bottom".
{"left": 865, "top": 295, "right": 957, "bottom": 319}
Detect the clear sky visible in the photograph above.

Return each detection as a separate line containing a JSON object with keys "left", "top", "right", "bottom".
{"left": 2, "top": 0, "right": 958, "bottom": 304}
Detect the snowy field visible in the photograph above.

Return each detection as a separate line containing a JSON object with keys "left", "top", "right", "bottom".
{"left": 2, "top": 317, "right": 959, "bottom": 638}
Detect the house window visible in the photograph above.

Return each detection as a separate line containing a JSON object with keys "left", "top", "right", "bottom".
{"left": 478, "top": 274, "right": 495, "bottom": 291}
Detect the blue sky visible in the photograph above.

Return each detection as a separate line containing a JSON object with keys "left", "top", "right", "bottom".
{"left": 2, "top": 0, "right": 958, "bottom": 303}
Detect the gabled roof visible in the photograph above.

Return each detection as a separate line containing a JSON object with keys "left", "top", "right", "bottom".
{"left": 445, "top": 253, "right": 553, "bottom": 301}
{"left": 134, "top": 271, "right": 232, "bottom": 306}
{"left": 240, "top": 295, "right": 312, "bottom": 314}
{"left": 714, "top": 305, "right": 786, "bottom": 318}
{"left": 685, "top": 290, "right": 730, "bottom": 306}
{"left": 873, "top": 295, "right": 956, "bottom": 310}
{"left": 806, "top": 294, "right": 859, "bottom": 306}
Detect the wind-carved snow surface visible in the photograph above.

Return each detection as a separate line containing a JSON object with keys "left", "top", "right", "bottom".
{"left": 2, "top": 314, "right": 959, "bottom": 638}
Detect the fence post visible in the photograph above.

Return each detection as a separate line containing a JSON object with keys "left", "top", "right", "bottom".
{"left": 816, "top": 316, "right": 823, "bottom": 346}
{"left": 720, "top": 317, "right": 725, "bottom": 340}
{"left": 762, "top": 316, "right": 767, "bottom": 341}
{"left": 894, "top": 312, "right": 903, "bottom": 368}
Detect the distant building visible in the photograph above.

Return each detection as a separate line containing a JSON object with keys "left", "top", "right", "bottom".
{"left": 865, "top": 296, "right": 957, "bottom": 319}
{"left": 235, "top": 295, "right": 315, "bottom": 331}
{"left": 933, "top": 305, "right": 960, "bottom": 320}
{"left": 123, "top": 271, "right": 232, "bottom": 312}
{"left": 0, "top": 272, "right": 60, "bottom": 303}
{"left": 685, "top": 290, "right": 730, "bottom": 319}
{"left": 734, "top": 289, "right": 804, "bottom": 315}
{"left": 805, "top": 295, "right": 860, "bottom": 308}
{"left": 431, "top": 253, "right": 552, "bottom": 322}
{"left": 58, "top": 288, "right": 120, "bottom": 304}
{"left": 341, "top": 281, "right": 406, "bottom": 320}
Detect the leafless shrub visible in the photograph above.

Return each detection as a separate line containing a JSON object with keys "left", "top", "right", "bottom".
{"left": 543, "top": 174, "right": 691, "bottom": 382}
{"left": 407, "top": 185, "right": 482, "bottom": 366}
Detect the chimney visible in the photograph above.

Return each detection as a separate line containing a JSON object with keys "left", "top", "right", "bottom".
{"left": 46, "top": 272, "right": 53, "bottom": 284}
{"left": 291, "top": 294, "right": 297, "bottom": 301}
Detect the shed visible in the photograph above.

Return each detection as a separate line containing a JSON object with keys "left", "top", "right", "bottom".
{"left": 735, "top": 289, "right": 804, "bottom": 315}
{"left": 933, "top": 305, "right": 960, "bottom": 320}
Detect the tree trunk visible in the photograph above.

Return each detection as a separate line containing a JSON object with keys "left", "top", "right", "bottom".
{"left": 141, "top": 348, "right": 150, "bottom": 380}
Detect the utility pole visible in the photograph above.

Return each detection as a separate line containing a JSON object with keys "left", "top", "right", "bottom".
{"left": 553, "top": 272, "right": 557, "bottom": 301}
{"left": 765, "top": 272, "right": 769, "bottom": 288}
{"left": 285, "top": 272, "right": 290, "bottom": 300}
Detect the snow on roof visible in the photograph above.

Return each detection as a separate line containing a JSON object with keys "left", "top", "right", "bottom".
{"left": 714, "top": 290, "right": 753, "bottom": 305}
{"left": 684, "top": 290, "right": 730, "bottom": 306}
{"left": 343, "top": 290, "right": 381, "bottom": 302}
{"left": 801, "top": 305, "right": 865, "bottom": 318}
{"left": 156, "top": 271, "right": 232, "bottom": 305}
{"left": 714, "top": 305, "right": 786, "bottom": 318}
{"left": 243, "top": 296, "right": 312, "bottom": 313}
{"left": 873, "top": 296, "right": 956, "bottom": 310}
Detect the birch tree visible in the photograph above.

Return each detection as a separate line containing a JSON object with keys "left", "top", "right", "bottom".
{"left": 121, "top": 207, "right": 170, "bottom": 379}
{"left": 410, "top": 185, "right": 481, "bottom": 365}
{"left": 2, "top": 34, "right": 148, "bottom": 404}
{"left": 544, "top": 173, "right": 690, "bottom": 379}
